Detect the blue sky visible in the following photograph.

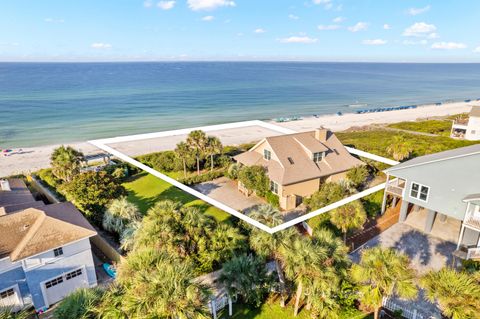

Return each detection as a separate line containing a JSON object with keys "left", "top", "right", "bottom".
{"left": 1, "top": 0, "right": 480, "bottom": 62}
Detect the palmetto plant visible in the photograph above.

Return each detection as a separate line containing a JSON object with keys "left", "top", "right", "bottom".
{"left": 50, "top": 145, "right": 84, "bottom": 182}
{"left": 351, "top": 247, "right": 418, "bottom": 319}
{"left": 120, "top": 219, "right": 141, "bottom": 252}
{"left": 0, "top": 309, "right": 30, "bottom": 319}
{"left": 386, "top": 136, "right": 414, "bottom": 161}
{"left": 117, "top": 248, "right": 211, "bottom": 319}
{"left": 420, "top": 268, "right": 480, "bottom": 319}
{"left": 249, "top": 205, "right": 295, "bottom": 307}
{"left": 53, "top": 288, "right": 103, "bottom": 319}
{"left": 330, "top": 200, "right": 367, "bottom": 243}
{"left": 186, "top": 130, "right": 208, "bottom": 175}
{"left": 175, "top": 141, "right": 192, "bottom": 178}
{"left": 102, "top": 197, "right": 141, "bottom": 234}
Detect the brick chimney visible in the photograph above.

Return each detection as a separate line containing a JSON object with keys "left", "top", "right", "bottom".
{"left": 314, "top": 128, "right": 328, "bottom": 142}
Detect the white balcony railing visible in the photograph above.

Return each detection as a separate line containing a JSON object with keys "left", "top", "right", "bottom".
{"left": 464, "top": 204, "right": 480, "bottom": 230}
{"left": 385, "top": 178, "right": 406, "bottom": 197}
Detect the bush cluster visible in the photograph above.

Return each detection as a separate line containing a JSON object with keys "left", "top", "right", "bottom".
{"left": 178, "top": 169, "right": 226, "bottom": 185}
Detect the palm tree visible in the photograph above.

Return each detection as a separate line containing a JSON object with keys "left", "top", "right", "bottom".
{"left": 330, "top": 200, "right": 367, "bottom": 243}
{"left": 420, "top": 268, "right": 480, "bottom": 319}
{"left": 301, "top": 229, "right": 350, "bottom": 316}
{"left": 205, "top": 136, "right": 223, "bottom": 171}
{"left": 118, "top": 248, "right": 211, "bottom": 319}
{"left": 386, "top": 136, "right": 414, "bottom": 161}
{"left": 219, "top": 254, "right": 270, "bottom": 307}
{"left": 175, "top": 141, "right": 192, "bottom": 178}
{"left": 350, "top": 247, "right": 418, "bottom": 319}
{"left": 50, "top": 145, "right": 84, "bottom": 182}
{"left": 198, "top": 223, "right": 247, "bottom": 272}
{"left": 249, "top": 205, "right": 295, "bottom": 307}
{"left": 186, "top": 130, "right": 208, "bottom": 175}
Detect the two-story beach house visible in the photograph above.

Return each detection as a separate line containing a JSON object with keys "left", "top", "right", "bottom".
{"left": 450, "top": 106, "right": 480, "bottom": 140}
{"left": 234, "top": 128, "right": 364, "bottom": 210}
{"left": 0, "top": 179, "right": 98, "bottom": 313}
{"left": 381, "top": 144, "right": 480, "bottom": 260}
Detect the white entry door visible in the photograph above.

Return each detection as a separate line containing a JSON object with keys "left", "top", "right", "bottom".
{"left": 0, "top": 285, "right": 23, "bottom": 311}
{"left": 44, "top": 267, "right": 88, "bottom": 306}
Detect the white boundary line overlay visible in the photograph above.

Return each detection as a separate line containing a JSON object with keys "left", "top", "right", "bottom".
{"left": 89, "top": 120, "right": 399, "bottom": 234}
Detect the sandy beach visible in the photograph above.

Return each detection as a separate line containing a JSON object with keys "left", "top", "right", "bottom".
{"left": 1, "top": 100, "right": 478, "bottom": 178}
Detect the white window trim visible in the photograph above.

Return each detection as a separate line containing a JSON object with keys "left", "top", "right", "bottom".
{"left": 410, "top": 181, "right": 430, "bottom": 202}
{"left": 264, "top": 149, "right": 271, "bottom": 160}
{"left": 270, "top": 181, "right": 279, "bottom": 195}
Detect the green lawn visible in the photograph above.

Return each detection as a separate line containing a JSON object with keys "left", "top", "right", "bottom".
{"left": 387, "top": 119, "right": 453, "bottom": 137}
{"left": 123, "top": 172, "right": 231, "bottom": 223}
{"left": 219, "top": 301, "right": 371, "bottom": 319}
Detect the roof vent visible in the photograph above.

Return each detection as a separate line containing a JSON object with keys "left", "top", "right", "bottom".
{"left": 22, "top": 224, "right": 30, "bottom": 231}
{"left": 288, "top": 157, "right": 295, "bottom": 165}
{"left": 0, "top": 180, "right": 11, "bottom": 191}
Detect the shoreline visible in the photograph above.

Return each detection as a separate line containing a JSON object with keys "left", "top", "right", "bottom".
{"left": 1, "top": 99, "right": 478, "bottom": 178}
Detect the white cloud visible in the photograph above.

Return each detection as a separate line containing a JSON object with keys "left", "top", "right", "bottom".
{"left": 317, "top": 24, "right": 341, "bottom": 31}
{"left": 474, "top": 46, "right": 480, "bottom": 53}
{"left": 333, "top": 16, "right": 345, "bottom": 23}
{"left": 431, "top": 42, "right": 466, "bottom": 50}
{"left": 144, "top": 0, "right": 153, "bottom": 8}
{"left": 44, "top": 18, "right": 64, "bottom": 23}
{"left": 407, "top": 5, "right": 431, "bottom": 16}
{"left": 202, "top": 15, "right": 214, "bottom": 21}
{"left": 427, "top": 32, "right": 439, "bottom": 39}
{"left": 403, "top": 22, "right": 437, "bottom": 38}
{"left": 91, "top": 43, "right": 112, "bottom": 49}
{"left": 383, "top": 24, "right": 391, "bottom": 30}
{"left": 363, "top": 39, "right": 387, "bottom": 45}
{"left": 187, "top": 0, "right": 235, "bottom": 11}
{"left": 288, "top": 14, "right": 299, "bottom": 20}
{"left": 254, "top": 28, "right": 266, "bottom": 33}
{"left": 348, "top": 22, "right": 368, "bottom": 32}
{"left": 279, "top": 36, "right": 318, "bottom": 44}
{"left": 157, "top": 1, "right": 175, "bottom": 10}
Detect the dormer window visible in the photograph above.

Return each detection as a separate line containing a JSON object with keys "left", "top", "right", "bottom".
{"left": 313, "top": 152, "right": 324, "bottom": 163}
{"left": 264, "top": 149, "right": 271, "bottom": 160}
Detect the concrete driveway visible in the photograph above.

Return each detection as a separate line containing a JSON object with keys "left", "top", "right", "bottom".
{"left": 350, "top": 222, "right": 458, "bottom": 318}
{"left": 192, "top": 177, "right": 267, "bottom": 213}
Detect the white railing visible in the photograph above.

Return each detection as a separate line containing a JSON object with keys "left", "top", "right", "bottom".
{"left": 467, "top": 247, "right": 480, "bottom": 260}
{"left": 382, "top": 297, "right": 427, "bottom": 319}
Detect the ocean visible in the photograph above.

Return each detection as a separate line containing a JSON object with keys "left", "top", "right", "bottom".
{"left": 1, "top": 62, "right": 480, "bottom": 148}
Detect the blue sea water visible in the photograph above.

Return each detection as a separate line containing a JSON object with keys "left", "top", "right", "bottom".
{"left": 1, "top": 62, "right": 480, "bottom": 148}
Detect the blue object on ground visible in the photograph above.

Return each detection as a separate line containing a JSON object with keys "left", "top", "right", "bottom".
{"left": 103, "top": 263, "right": 117, "bottom": 278}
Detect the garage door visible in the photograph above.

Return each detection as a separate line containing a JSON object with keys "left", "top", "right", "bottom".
{"left": 0, "top": 285, "right": 22, "bottom": 311}
{"left": 44, "top": 268, "right": 88, "bottom": 306}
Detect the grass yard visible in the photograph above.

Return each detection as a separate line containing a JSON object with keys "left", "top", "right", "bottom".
{"left": 387, "top": 119, "right": 453, "bottom": 137}
{"left": 219, "top": 301, "right": 372, "bottom": 319}
{"left": 123, "top": 172, "right": 231, "bottom": 223}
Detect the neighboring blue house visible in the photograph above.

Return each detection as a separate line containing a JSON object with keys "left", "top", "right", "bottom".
{"left": 382, "top": 144, "right": 480, "bottom": 260}
{"left": 0, "top": 179, "right": 97, "bottom": 313}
